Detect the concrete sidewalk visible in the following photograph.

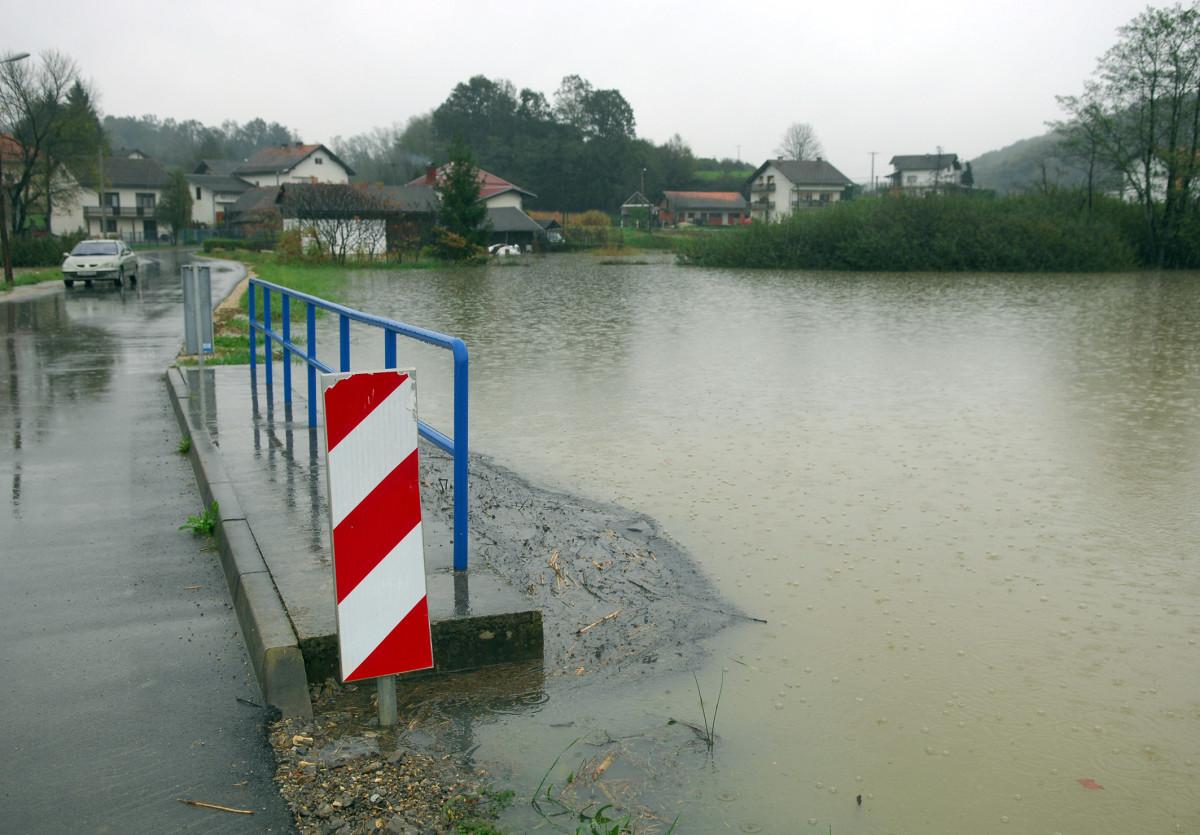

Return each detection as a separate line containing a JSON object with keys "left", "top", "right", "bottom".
{"left": 166, "top": 360, "right": 543, "bottom": 716}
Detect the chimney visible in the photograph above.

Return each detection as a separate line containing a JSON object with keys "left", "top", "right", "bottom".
{"left": 425, "top": 166, "right": 437, "bottom": 185}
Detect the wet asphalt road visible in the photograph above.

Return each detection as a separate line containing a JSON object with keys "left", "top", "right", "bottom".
{"left": 0, "top": 253, "right": 293, "bottom": 833}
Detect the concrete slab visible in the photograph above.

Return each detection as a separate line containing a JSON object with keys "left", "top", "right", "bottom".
{"left": 167, "top": 361, "right": 543, "bottom": 691}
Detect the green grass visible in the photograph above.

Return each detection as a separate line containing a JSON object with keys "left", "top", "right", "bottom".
{"left": 2, "top": 267, "right": 62, "bottom": 291}
{"left": 176, "top": 436, "right": 192, "bottom": 454}
{"left": 180, "top": 502, "right": 219, "bottom": 536}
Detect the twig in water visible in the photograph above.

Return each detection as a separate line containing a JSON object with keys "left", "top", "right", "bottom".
{"left": 577, "top": 608, "right": 621, "bottom": 635}
{"left": 693, "top": 669, "right": 726, "bottom": 753}
{"left": 178, "top": 799, "right": 253, "bottom": 815}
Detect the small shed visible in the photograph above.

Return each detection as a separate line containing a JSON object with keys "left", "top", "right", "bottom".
{"left": 620, "top": 191, "right": 655, "bottom": 228}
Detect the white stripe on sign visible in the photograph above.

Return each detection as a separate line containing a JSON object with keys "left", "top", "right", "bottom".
{"left": 336, "top": 523, "right": 427, "bottom": 677}
{"left": 327, "top": 382, "right": 419, "bottom": 527}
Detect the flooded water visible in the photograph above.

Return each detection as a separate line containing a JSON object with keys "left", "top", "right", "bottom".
{"left": 323, "top": 255, "right": 1200, "bottom": 834}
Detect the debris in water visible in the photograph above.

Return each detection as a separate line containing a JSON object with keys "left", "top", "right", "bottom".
{"left": 1078, "top": 778, "right": 1104, "bottom": 790}
{"left": 857, "top": 794, "right": 863, "bottom": 806}
{"left": 578, "top": 608, "right": 622, "bottom": 635}
{"left": 178, "top": 799, "right": 253, "bottom": 815}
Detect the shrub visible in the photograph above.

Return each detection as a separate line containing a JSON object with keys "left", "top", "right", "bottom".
{"left": 275, "top": 229, "right": 304, "bottom": 263}
{"left": 569, "top": 210, "right": 613, "bottom": 227}
{"left": 8, "top": 232, "right": 87, "bottom": 267}
{"left": 431, "top": 227, "right": 484, "bottom": 262}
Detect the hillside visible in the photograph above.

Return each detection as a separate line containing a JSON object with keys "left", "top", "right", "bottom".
{"left": 969, "top": 131, "right": 1119, "bottom": 194}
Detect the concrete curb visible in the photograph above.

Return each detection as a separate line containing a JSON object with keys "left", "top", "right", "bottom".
{"left": 165, "top": 366, "right": 313, "bottom": 719}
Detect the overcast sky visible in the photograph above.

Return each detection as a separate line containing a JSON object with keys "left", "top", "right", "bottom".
{"left": 10, "top": 0, "right": 1151, "bottom": 181}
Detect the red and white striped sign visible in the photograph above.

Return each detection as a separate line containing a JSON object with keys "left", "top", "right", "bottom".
{"left": 321, "top": 370, "right": 433, "bottom": 682}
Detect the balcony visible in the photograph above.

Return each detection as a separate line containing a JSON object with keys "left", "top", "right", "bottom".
{"left": 750, "top": 182, "right": 776, "bottom": 193}
{"left": 84, "top": 206, "right": 156, "bottom": 218}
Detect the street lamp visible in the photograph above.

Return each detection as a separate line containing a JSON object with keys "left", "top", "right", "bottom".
{"left": 1, "top": 51, "right": 31, "bottom": 292}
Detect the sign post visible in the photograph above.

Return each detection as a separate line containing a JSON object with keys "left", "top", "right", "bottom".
{"left": 320, "top": 370, "right": 434, "bottom": 725}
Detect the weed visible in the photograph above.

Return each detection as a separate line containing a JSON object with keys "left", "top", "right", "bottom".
{"left": 181, "top": 501, "right": 219, "bottom": 536}
{"left": 693, "top": 669, "right": 726, "bottom": 753}
{"left": 176, "top": 436, "right": 192, "bottom": 454}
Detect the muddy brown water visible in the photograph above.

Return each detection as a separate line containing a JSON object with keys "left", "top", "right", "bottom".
{"left": 316, "top": 255, "right": 1199, "bottom": 834}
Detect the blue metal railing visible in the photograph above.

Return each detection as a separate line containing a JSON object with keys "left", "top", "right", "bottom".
{"left": 247, "top": 278, "right": 471, "bottom": 571}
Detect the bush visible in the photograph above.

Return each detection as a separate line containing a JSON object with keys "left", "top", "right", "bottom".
{"left": 431, "top": 227, "right": 483, "bottom": 262}
{"left": 682, "top": 192, "right": 1143, "bottom": 272}
{"left": 8, "top": 232, "right": 87, "bottom": 267}
{"left": 275, "top": 229, "right": 304, "bottom": 263}
{"left": 569, "top": 210, "right": 613, "bottom": 227}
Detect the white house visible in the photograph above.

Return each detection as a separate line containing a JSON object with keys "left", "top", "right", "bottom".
{"left": 234, "top": 142, "right": 354, "bottom": 187}
{"left": 745, "top": 159, "right": 855, "bottom": 222}
{"left": 51, "top": 153, "right": 174, "bottom": 241}
{"left": 406, "top": 165, "right": 545, "bottom": 246}
{"left": 887, "top": 154, "right": 964, "bottom": 193}
{"left": 186, "top": 171, "right": 253, "bottom": 227}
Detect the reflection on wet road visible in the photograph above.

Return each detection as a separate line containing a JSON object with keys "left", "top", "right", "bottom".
{"left": 0, "top": 252, "right": 290, "bottom": 831}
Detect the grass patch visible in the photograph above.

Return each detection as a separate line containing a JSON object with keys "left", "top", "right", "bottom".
{"left": 2, "top": 267, "right": 62, "bottom": 291}
{"left": 176, "top": 436, "right": 191, "bottom": 454}
{"left": 181, "top": 501, "right": 219, "bottom": 536}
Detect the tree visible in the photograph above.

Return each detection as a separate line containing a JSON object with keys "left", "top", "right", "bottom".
{"left": 961, "top": 161, "right": 975, "bottom": 188}
{"left": 0, "top": 50, "right": 80, "bottom": 235}
{"left": 38, "top": 80, "right": 105, "bottom": 233}
{"left": 435, "top": 142, "right": 489, "bottom": 257}
{"left": 775, "top": 122, "right": 824, "bottom": 160}
{"left": 281, "top": 183, "right": 388, "bottom": 263}
{"left": 1059, "top": 3, "right": 1200, "bottom": 263}
{"left": 156, "top": 169, "right": 193, "bottom": 242}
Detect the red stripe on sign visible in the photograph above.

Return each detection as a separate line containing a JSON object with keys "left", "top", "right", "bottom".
{"left": 324, "top": 371, "right": 408, "bottom": 452}
{"left": 332, "top": 448, "right": 422, "bottom": 603}
{"left": 345, "top": 596, "right": 433, "bottom": 682}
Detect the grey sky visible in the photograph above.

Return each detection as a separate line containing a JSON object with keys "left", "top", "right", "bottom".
{"left": 11, "top": 0, "right": 1150, "bottom": 181}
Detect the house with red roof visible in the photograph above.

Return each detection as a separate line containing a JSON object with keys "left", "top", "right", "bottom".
{"left": 658, "top": 191, "right": 750, "bottom": 226}
{"left": 407, "top": 165, "right": 546, "bottom": 247}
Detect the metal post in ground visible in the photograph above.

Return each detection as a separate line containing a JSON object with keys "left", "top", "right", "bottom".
{"left": 376, "top": 675, "right": 397, "bottom": 726}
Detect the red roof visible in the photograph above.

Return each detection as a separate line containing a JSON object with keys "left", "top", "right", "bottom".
{"left": 407, "top": 165, "right": 534, "bottom": 200}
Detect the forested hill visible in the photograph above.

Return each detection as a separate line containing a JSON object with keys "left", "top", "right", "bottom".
{"left": 102, "top": 115, "right": 297, "bottom": 170}
{"left": 969, "top": 131, "right": 1118, "bottom": 194}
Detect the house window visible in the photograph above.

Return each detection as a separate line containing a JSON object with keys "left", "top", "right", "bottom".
{"left": 314, "top": 157, "right": 323, "bottom": 165}
{"left": 906, "top": 175, "right": 917, "bottom": 185}
{"left": 103, "top": 219, "right": 116, "bottom": 233}
{"left": 196, "top": 186, "right": 202, "bottom": 200}
{"left": 102, "top": 192, "right": 119, "bottom": 208}
{"left": 136, "top": 193, "right": 155, "bottom": 209}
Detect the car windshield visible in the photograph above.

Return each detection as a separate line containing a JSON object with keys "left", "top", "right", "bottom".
{"left": 70, "top": 241, "right": 118, "bottom": 256}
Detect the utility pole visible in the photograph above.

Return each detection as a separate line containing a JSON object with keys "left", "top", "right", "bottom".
{"left": 1, "top": 52, "right": 31, "bottom": 292}
{"left": 869, "top": 151, "right": 878, "bottom": 194}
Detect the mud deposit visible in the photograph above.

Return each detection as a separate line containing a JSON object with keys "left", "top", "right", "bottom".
{"left": 421, "top": 447, "right": 742, "bottom": 680}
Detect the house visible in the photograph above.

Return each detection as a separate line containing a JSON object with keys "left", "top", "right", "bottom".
{"left": 234, "top": 142, "right": 354, "bottom": 187}
{"left": 536, "top": 217, "right": 564, "bottom": 243}
{"left": 658, "top": 191, "right": 749, "bottom": 226}
{"left": 619, "top": 191, "right": 655, "bottom": 228}
{"left": 50, "top": 151, "right": 174, "bottom": 241}
{"left": 745, "top": 159, "right": 854, "bottom": 221}
{"left": 406, "top": 164, "right": 545, "bottom": 247}
{"left": 887, "top": 154, "right": 964, "bottom": 193}
{"left": 227, "top": 186, "right": 283, "bottom": 237}
{"left": 186, "top": 170, "right": 253, "bottom": 228}
{"left": 276, "top": 182, "right": 439, "bottom": 257}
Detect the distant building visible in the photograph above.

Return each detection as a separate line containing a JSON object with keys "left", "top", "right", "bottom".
{"left": 744, "top": 159, "right": 854, "bottom": 222}
{"left": 60, "top": 151, "right": 173, "bottom": 241}
{"left": 658, "top": 191, "right": 749, "bottom": 226}
{"left": 186, "top": 171, "right": 253, "bottom": 228}
{"left": 276, "top": 182, "right": 439, "bottom": 257}
{"left": 407, "top": 164, "right": 545, "bottom": 247}
{"left": 235, "top": 142, "right": 354, "bottom": 187}
{"left": 619, "top": 191, "right": 655, "bottom": 228}
{"left": 887, "top": 154, "right": 964, "bottom": 193}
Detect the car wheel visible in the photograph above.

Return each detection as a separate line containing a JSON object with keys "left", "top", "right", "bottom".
{"left": 116, "top": 267, "right": 125, "bottom": 289}
{"left": 85, "top": 279, "right": 94, "bottom": 287}
{"left": 64, "top": 279, "right": 74, "bottom": 288}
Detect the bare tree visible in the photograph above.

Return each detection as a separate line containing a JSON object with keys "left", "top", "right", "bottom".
{"left": 0, "top": 51, "right": 80, "bottom": 235}
{"left": 281, "top": 183, "right": 389, "bottom": 263}
{"left": 775, "top": 122, "right": 824, "bottom": 160}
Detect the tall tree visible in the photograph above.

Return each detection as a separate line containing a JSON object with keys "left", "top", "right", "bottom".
{"left": 0, "top": 50, "right": 80, "bottom": 235}
{"left": 1059, "top": 2, "right": 1200, "bottom": 263}
{"left": 436, "top": 142, "right": 489, "bottom": 253}
{"left": 775, "top": 122, "right": 824, "bottom": 160}
{"left": 156, "top": 169, "right": 193, "bottom": 243}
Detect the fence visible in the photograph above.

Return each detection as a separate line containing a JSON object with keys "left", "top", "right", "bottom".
{"left": 247, "top": 277, "right": 471, "bottom": 571}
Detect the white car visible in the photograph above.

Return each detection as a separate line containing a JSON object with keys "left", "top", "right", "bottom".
{"left": 62, "top": 239, "right": 138, "bottom": 288}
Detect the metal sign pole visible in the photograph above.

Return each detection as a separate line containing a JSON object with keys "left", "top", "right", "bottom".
{"left": 376, "top": 676, "right": 397, "bottom": 726}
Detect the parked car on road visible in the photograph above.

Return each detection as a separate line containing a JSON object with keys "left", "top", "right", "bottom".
{"left": 61, "top": 240, "right": 138, "bottom": 288}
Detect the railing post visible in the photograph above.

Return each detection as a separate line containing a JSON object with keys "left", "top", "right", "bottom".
{"left": 263, "top": 286, "right": 273, "bottom": 388}
{"left": 384, "top": 330, "right": 397, "bottom": 370}
{"left": 282, "top": 294, "right": 292, "bottom": 405}
{"left": 248, "top": 281, "right": 257, "bottom": 382}
{"left": 306, "top": 302, "right": 317, "bottom": 429}
{"left": 339, "top": 314, "right": 350, "bottom": 372}
{"left": 452, "top": 343, "right": 469, "bottom": 572}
